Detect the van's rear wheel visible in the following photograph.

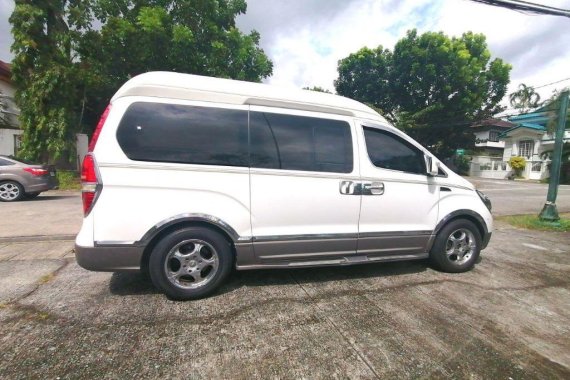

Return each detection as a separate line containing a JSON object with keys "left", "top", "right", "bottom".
{"left": 430, "top": 219, "right": 481, "bottom": 273}
{"left": 149, "top": 227, "right": 233, "bottom": 300}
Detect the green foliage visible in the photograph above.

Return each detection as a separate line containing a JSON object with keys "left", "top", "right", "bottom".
{"left": 509, "top": 83, "right": 540, "bottom": 112}
{"left": 10, "top": 0, "right": 273, "bottom": 162}
{"left": 509, "top": 156, "right": 526, "bottom": 177}
{"left": 302, "top": 86, "right": 332, "bottom": 94}
{"left": 335, "top": 29, "right": 512, "bottom": 158}
{"left": 9, "top": 1, "right": 85, "bottom": 162}
{"left": 454, "top": 155, "right": 471, "bottom": 175}
{"left": 56, "top": 170, "right": 81, "bottom": 190}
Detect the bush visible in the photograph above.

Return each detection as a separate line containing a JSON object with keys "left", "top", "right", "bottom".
{"left": 509, "top": 156, "right": 526, "bottom": 177}
{"left": 455, "top": 155, "right": 471, "bottom": 175}
{"left": 56, "top": 170, "right": 81, "bottom": 190}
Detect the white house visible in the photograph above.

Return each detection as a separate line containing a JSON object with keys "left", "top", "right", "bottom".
{"left": 468, "top": 118, "right": 515, "bottom": 179}
{"left": 468, "top": 109, "right": 570, "bottom": 180}
{"left": 501, "top": 111, "right": 570, "bottom": 180}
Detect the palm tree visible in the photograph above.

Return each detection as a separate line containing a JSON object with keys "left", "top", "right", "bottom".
{"left": 509, "top": 83, "right": 541, "bottom": 112}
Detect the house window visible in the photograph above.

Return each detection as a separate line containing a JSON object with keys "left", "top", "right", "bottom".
{"left": 13, "top": 134, "right": 22, "bottom": 155}
{"left": 488, "top": 131, "right": 500, "bottom": 142}
{"left": 518, "top": 140, "right": 534, "bottom": 159}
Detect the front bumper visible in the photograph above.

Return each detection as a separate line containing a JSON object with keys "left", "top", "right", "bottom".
{"left": 75, "top": 244, "right": 143, "bottom": 272}
{"left": 482, "top": 232, "right": 492, "bottom": 249}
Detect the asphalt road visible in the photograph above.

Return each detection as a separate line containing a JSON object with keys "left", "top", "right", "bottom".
{"left": 0, "top": 180, "right": 569, "bottom": 378}
{"left": 467, "top": 178, "right": 570, "bottom": 216}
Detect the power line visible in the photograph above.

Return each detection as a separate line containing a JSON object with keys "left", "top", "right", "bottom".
{"left": 467, "top": 0, "right": 570, "bottom": 17}
{"left": 534, "top": 77, "right": 570, "bottom": 89}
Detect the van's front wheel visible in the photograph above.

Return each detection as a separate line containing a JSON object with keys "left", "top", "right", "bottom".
{"left": 430, "top": 219, "right": 481, "bottom": 273}
{"left": 149, "top": 227, "right": 233, "bottom": 300}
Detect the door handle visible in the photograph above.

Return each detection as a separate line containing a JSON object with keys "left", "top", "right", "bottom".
{"left": 363, "top": 182, "right": 384, "bottom": 195}
{"left": 339, "top": 181, "right": 357, "bottom": 195}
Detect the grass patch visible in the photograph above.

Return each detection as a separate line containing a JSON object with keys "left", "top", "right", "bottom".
{"left": 497, "top": 213, "right": 570, "bottom": 232}
{"left": 56, "top": 170, "right": 81, "bottom": 191}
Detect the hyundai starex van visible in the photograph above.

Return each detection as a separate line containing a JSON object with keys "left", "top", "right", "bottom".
{"left": 75, "top": 72, "right": 493, "bottom": 300}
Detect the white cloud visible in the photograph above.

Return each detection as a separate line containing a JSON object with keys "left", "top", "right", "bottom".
{"left": 238, "top": 0, "right": 570, "bottom": 102}
{"left": 1, "top": 0, "right": 568, "bottom": 103}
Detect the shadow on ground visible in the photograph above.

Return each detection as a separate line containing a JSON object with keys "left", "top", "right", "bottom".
{"left": 109, "top": 259, "right": 430, "bottom": 297}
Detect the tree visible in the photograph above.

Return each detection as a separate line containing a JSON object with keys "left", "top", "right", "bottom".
{"left": 76, "top": 0, "right": 273, "bottom": 134}
{"left": 335, "top": 30, "right": 512, "bottom": 158}
{"left": 509, "top": 83, "right": 541, "bottom": 112}
{"left": 10, "top": 0, "right": 273, "bottom": 161}
{"left": 302, "top": 86, "right": 332, "bottom": 93}
{"left": 9, "top": 1, "right": 87, "bottom": 162}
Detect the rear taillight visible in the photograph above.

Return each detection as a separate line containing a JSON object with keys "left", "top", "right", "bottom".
{"left": 24, "top": 167, "right": 48, "bottom": 176}
{"left": 88, "top": 104, "right": 111, "bottom": 152}
{"left": 81, "top": 154, "right": 102, "bottom": 216}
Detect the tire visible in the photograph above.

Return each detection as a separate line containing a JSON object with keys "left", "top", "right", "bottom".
{"left": 430, "top": 219, "right": 482, "bottom": 273}
{"left": 0, "top": 181, "right": 24, "bottom": 202}
{"left": 148, "top": 227, "right": 233, "bottom": 300}
{"left": 25, "top": 192, "right": 41, "bottom": 199}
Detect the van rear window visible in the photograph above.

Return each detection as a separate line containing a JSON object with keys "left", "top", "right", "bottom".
{"left": 116, "top": 102, "right": 248, "bottom": 167}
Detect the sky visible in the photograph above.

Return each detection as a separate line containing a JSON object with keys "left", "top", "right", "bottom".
{"left": 1, "top": 0, "right": 569, "bottom": 107}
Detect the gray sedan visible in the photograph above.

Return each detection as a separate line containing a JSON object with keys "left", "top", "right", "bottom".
{"left": 0, "top": 155, "right": 59, "bottom": 201}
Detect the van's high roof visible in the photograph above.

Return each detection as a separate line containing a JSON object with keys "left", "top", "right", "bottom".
{"left": 112, "top": 71, "right": 386, "bottom": 121}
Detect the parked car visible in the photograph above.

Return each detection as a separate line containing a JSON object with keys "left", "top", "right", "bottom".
{"left": 75, "top": 72, "right": 493, "bottom": 300}
{"left": 0, "top": 155, "right": 58, "bottom": 201}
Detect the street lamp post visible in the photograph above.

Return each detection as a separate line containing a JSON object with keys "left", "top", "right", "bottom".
{"left": 539, "top": 90, "right": 569, "bottom": 221}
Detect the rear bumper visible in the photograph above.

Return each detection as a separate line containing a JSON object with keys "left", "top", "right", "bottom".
{"left": 75, "top": 244, "right": 143, "bottom": 272}
{"left": 25, "top": 176, "right": 59, "bottom": 193}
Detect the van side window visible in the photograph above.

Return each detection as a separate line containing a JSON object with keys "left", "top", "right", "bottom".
{"left": 250, "top": 112, "right": 353, "bottom": 173}
{"left": 116, "top": 102, "right": 248, "bottom": 167}
{"left": 363, "top": 127, "right": 425, "bottom": 175}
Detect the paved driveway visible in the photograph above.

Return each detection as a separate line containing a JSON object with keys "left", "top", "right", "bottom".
{"left": 1, "top": 183, "right": 569, "bottom": 378}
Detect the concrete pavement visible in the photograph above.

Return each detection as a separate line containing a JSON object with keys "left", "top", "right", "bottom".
{"left": 0, "top": 217, "right": 569, "bottom": 378}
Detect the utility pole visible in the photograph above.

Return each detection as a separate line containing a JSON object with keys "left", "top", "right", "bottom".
{"left": 539, "top": 90, "right": 569, "bottom": 221}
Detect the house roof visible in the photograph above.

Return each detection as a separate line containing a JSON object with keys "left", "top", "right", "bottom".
{"left": 499, "top": 122, "right": 546, "bottom": 138}
{"left": 0, "top": 60, "right": 11, "bottom": 84}
{"left": 470, "top": 118, "right": 516, "bottom": 129}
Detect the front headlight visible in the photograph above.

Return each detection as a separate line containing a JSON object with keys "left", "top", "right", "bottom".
{"left": 476, "top": 190, "right": 492, "bottom": 211}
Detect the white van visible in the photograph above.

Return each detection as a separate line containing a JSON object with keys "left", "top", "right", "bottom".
{"left": 76, "top": 72, "right": 492, "bottom": 300}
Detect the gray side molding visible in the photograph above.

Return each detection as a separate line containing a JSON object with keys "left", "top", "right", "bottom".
{"left": 137, "top": 213, "right": 244, "bottom": 245}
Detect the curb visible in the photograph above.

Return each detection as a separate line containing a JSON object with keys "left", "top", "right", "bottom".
{"left": 0, "top": 234, "right": 76, "bottom": 244}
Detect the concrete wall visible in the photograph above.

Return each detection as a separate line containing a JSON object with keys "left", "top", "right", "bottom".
{"left": 469, "top": 155, "right": 510, "bottom": 179}
{"left": 0, "top": 128, "right": 22, "bottom": 156}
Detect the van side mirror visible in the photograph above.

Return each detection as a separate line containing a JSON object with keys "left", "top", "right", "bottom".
{"left": 425, "top": 155, "right": 438, "bottom": 176}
